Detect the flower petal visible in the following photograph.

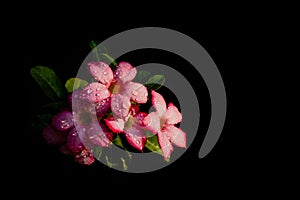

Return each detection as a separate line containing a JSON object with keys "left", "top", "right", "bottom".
{"left": 88, "top": 61, "right": 113, "bottom": 87}
{"left": 74, "top": 148, "right": 95, "bottom": 165}
{"left": 82, "top": 82, "right": 111, "bottom": 103}
{"left": 111, "top": 94, "right": 131, "bottom": 119}
{"left": 114, "top": 62, "right": 137, "bottom": 83}
{"left": 104, "top": 117, "right": 125, "bottom": 133}
{"left": 67, "top": 128, "right": 85, "bottom": 153}
{"left": 158, "top": 131, "right": 173, "bottom": 160}
{"left": 124, "top": 126, "right": 146, "bottom": 151}
{"left": 130, "top": 105, "right": 140, "bottom": 116}
{"left": 134, "top": 112, "right": 147, "bottom": 126}
{"left": 164, "top": 103, "right": 182, "bottom": 125}
{"left": 161, "top": 125, "right": 186, "bottom": 148}
{"left": 95, "top": 97, "right": 111, "bottom": 117}
{"left": 143, "top": 112, "right": 161, "bottom": 134}
{"left": 122, "top": 82, "right": 148, "bottom": 103}
{"left": 42, "top": 125, "right": 66, "bottom": 145}
{"left": 51, "top": 110, "right": 74, "bottom": 131}
{"left": 151, "top": 90, "right": 166, "bottom": 117}
{"left": 86, "top": 120, "right": 112, "bottom": 147}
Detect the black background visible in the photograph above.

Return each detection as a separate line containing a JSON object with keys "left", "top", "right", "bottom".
{"left": 18, "top": 9, "right": 272, "bottom": 195}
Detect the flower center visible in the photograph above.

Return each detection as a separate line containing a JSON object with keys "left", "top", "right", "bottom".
{"left": 109, "top": 81, "right": 121, "bottom": 94}
{"left": 160, "top": 117, "right": 166, "bottom": 128}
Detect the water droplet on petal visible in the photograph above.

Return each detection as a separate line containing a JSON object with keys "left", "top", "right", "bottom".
{"left": 136, "top": 140, "right": 140, "bottom": 144}
{"left": 135, "top": 98, "right": 138, "bottom": 101}
{"left": 122, "top": 103, "right": 128, "bottom": 109}
{"left": 93, "top": 70, "right": 97, "bottom": 74}
{"left": 96, "top": 93, "right": 100, "bottom": 96}
{"left": 132, "top": 90, "right": 138, "bottom": 96}
{"left": 87, "top": 89, "right": 93, "bottom": 94}
{"left": 144, "top": 93, "right": 148, "bottom": 97}
{"left": 103, "top": 71, "right": 107, "bottom": 75}
{"left": 96, "top": 88, "right": 101, "bottom": 91}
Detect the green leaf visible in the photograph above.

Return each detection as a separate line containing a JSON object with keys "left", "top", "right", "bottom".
{"left": 99, "top": 53, "right": 117, "bottom": 67}
{"left": 65, "top": 77, "right": 88, "bottom": 93}
{"left": 134, "top": 70, "right": 151, "bottom": 83}
{"left": 112, "top": 135, "right": 125, "bottom": 149}
{"left": 105, "top": 155, "right": 118, "bottom": 168}
{"left": 120, "top": 157, "right": 128, "bottom": 171}
{"left": 145, "top": 75, "right": 165, "bottom": 90}
{"left": 90, "top": 146, "right": 103, "bottom": 161}
{"left": 30, "top": 66, "right": 66, "bottom": 101}
{"left": 89, "top": 40, "right": 117, "bottom": 67}
{"left": 145, "top": 135, "right": 163, "bottom": 155}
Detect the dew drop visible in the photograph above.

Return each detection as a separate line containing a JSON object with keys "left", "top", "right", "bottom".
{"left": 136, "top": 140, "right": 140, "bottom": 144}
{"left": 118, "top": 109, "right": 122, "bottom": 113}
{"left": 87, "top": 89, "right": 93, "bottom": 94}
{"left": 122, "top": 103, "right": 128, "bottom": 109}
{"left": 132, "top": 90, "right": 138, "bottom": 96}
{"left": 103, "top": 71, "right": 107, "bottom": 75}
{"left": 93, "top": 70, "right": 97, "bottom": 74}
{"left": 96, "top": 93, "right": 100, "bottom": 96}
{"left": 96, "top": 88, "right": 101, "bottom": 91}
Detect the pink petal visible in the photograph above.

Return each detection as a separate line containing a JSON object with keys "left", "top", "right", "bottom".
{"left": 164, "top": 103, "right": 182, "bottom": 125}
{"left": 82, "top": 82, "right": 111, "bottom": 103}
{"left": 161, "top": 125, "right": 186, "bottom": 148}
{"left": 143, "top": 112, "right": 161, "bottom": 134}
{"left": 104, "top": 117, "right": 125, "bottom": 133}
{"left": 130, "top": 105, "right": 140, "bottom": 116}
{"left": 111, "top": 94, "right": 131, "bottom": 119}
{"left": 124, "top": 126, "right": 146, "bottom": 151}
{"left": 51, "top": 110, "right": 74, "bottom": 131}
{"left": 86, "top": 120, "right": 112, "bottom": 147}
{"left": 158, "top": 131, "right": 174, "bottom": 160}
{"left": 95, "top": 97, "right": 111, "bottom": 117}
{"left": 122, "top": 82, "right": 148, "bottom": 104}
{"left": 134, "top": 112, "right": 147, "bottom": 126}
{"left": 114, "top": 62, "right": 137, "bottom": 83}
{"left": 74, "top": 148, "right": 95, "bottom": 165}
{"left": 67, "top": 128, "right": 85, "bottom": 153}
{"left": 87, "top": 61, "right": 113, "bottom": 87}
{"left": 151, "top": 90, "right": 166, "bottom": 117}
{"left": 42, "top": 125, "right": 66, "bottom": 145}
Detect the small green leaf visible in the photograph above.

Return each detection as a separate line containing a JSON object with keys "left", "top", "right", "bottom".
{"left": 145, "top": 135, "right": 163, "bottom": 155}
{"left": 90, "top": 146, "right": 103, "bottom": 160}
{"left": 65, "top": 77, "right": 88, "bottom": 93}
{"left": 30, "top": 66, "right": 66, "bottom": 101}
{"left": 99, "top": 53, "right": 117, "bottom": 67}
{"left": 105, "top": 155, "right": 118, "bottom": 168}
{"left": 134, "top": 70, "right": 151, "bottom": 83}
{"left": 112, "top": 135, "right": 125, "bottom": 149}
{"left": 89, "top": 40, "right": 117, "bottom": 67}
{"left": 145, "top": 75, "right": 165, "bottom": 90}
{"left": 120, "top": 157, "right": 128, "bottom": 171}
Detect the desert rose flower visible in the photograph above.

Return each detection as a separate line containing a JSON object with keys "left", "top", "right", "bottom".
{"left": 143, "top": 90, "right": 186, "bottom": 160}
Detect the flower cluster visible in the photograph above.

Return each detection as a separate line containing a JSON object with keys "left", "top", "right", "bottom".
{"left": 38, "top": 61, "right": 186, "bottom": 166}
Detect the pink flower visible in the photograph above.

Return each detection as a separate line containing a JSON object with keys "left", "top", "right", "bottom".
{"left": 87, "top": 61, "right": 148, "bottom": 120}
{"left": 143, "top": 90, "right": 186, "bottom": 160}
{"left": 105, "top": 112, "right": 147, "bottom": 151}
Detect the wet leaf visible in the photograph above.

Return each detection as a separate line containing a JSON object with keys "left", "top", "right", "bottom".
{"left": 145, "top": 75, "right": 165, "bottom": 90}
{"left": 30, "top": 66, "right": 66, "bottom": 101}
{"left": 65, "top": 77, "right": 88, "bottom": 93}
